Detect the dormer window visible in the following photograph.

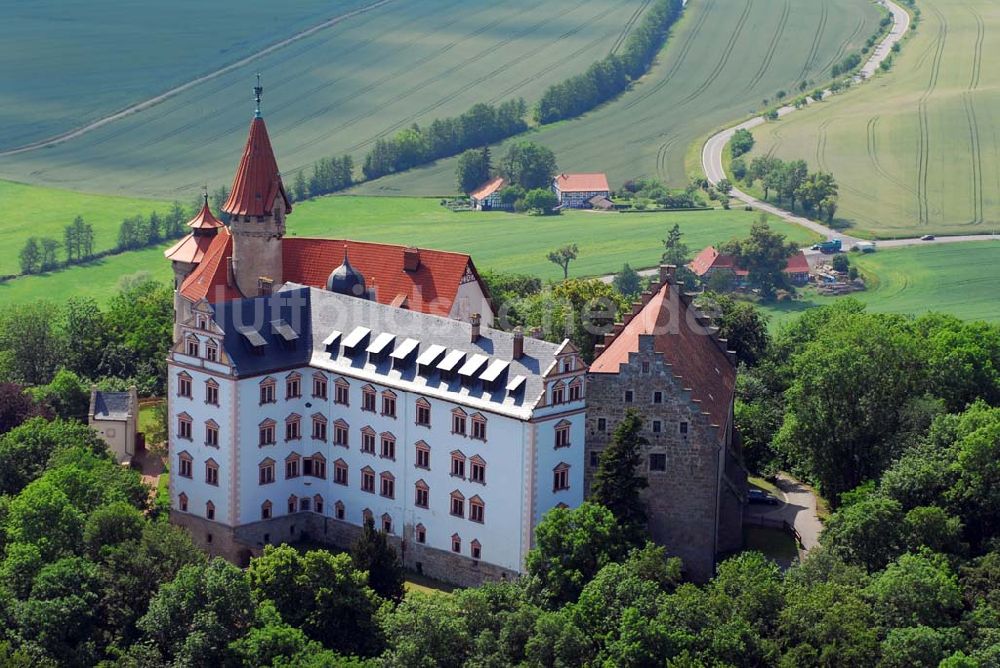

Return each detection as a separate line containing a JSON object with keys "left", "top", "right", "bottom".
{"left": 569, "top": 378, "right": 582, "bottom": 401}
{"left": 196, "top": 315, "right": 207, "bottom": 330}
{"left": 551, "top": 382, "right": 565, "bottom": 405}
{"left": 205, "top": 340, "right": 218, "bottom": 362}
{"left": 185, "top": 336, "right": 199, "bottom": 357}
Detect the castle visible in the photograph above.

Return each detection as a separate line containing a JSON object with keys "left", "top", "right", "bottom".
{"left": 165, "top": 83, "right": 744, "bottom": 585}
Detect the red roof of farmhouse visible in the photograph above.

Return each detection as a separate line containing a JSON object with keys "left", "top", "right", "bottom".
{"left": 222, "top": 117, "right": 292, "bottom": 217}
{"left": 784, "top": 250, "right": 810, "bottom": 274}
{"left": 178, "top": 235, "right": 491, "bottom": 317}
{"left": 590, "top": 277, "right": 736, "bottom": 436}
{"left": 688, "top": 246, "right": 736, "bottom": 276}
{"left": 470, "top": 176, "right": 505, "bottom": 199}
{"left": 554, "top": 172, "right": 610, "bottom": 192}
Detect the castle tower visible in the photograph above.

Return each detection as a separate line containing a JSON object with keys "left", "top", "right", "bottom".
{"left": 222, "top": 75, "right": 292, "bottom": 297}
{"left": 164, "top": 189, "right": 225, "bottom": 340}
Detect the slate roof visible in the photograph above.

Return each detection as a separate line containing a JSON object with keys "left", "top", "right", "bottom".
{"left": 590, "top": 279, "right": 736, "bottom": 438}
{"left": 554, "top": 173, "right": 610, "bottom": 193}
{"left": 93, "top": 391, "right": 132, "bottom": 421}
{"left": 212, "top": 287, "right": 314, "bottom": 377}
{"left": 222, "top": 117, "right": 291, "bottom": 217}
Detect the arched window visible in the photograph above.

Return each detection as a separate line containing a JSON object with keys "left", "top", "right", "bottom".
{"left": 415, "top": 523, "right": 427, "bottom": 544}
{"left": 177, "top": 451, "right": 193, "bottom": 478}
{"left": 382, "top": 513, "right": 393, "bottom": 534}
{"left": 334, "top": 500, "right": 345, "bottom": 520}
{"left": 287, "top": 495, "right": 298, "bottom": 514}
{"left": 261, "top": 500, "right": 272, "bottom": 519}
{"left": 177, "top": 492, "right": 188, "bottom": 513}
{"left": 313, "top": 495, "right": 324, "bottom": 514}
{"left": 470, "top": 539, "right": 482, "bottom": 561}
{"left": 451, "top": 534, "right": 461, "bottom": 553}
{"left": 205, "top": 500, "right": 215, "bottom": 521}
{"left": 299, "top": 496, "right": 311, "bottom": 512}
{"left": 362, "top": 508, "right": 373, "bottom": 525}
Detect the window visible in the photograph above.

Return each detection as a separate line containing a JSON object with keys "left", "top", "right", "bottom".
{"left": 361, "top": 428, "right": 376, "bottom": 454}
{"left": 205, "top": 380, "right": 219, "bottom": 406}
{"left": 452, "top": 409, "right": 467, "bottom": 435}
{"left": 469, "top": 496, "right": 485, "bottom": 523}
{"left": 569, "top": 379, "right": 582, "bottom": 401}
{"left": 205, "top": 420, "right": 219, "bottom": 447}
{"left": 205, "top": 459, "right": 219, "bottom": 486}
{"left": 286, "top": 373, "right": 301, "bottom": 399}
{"left": 361, "top": 467, "right": 375, "bottom": 493}
{"left": 261, "top": 500, "right": 272, "bottom": 519}
{"left": 312, "top": 414, "right": 327, "bottom": 441}
{"left": 312, "top": 374, "right": 328, "bottom": 399}
{"left": 590, "top": 450, "right": 601, "bottom": 467}
{"left": 205, "top": 340, "right": 218, "bottom": 362}
{"left": 653, "top": 391, "right": 663, "bottom": 404}
{"left": 299, "top": 497, "right": 311, "bottom": 512}
{"left": 380, "top": 433, "right": 396, "bottom": 460}
{"left": 642, "top": 361, "right": 650, "bottom": 373}
{"left": 258, "top": 459, "right": 275, "bottom": 485}
{"left": 451, "top": 534, "right": 461, "bottom": 553}
{"left": 416, "top": 524, "right": 426, "bottom": 544}
{"left": 450, "top": 490, "right": 465, "bottom": 518}
{"left": 382, "top": 391, "right": 396, "bottom": 418}
{"left": 680, "top": 421, "right": 689, "bottom": 436}
{"left": 178, "top": 493, "right": 188, "bottom": 512}
{"left": 415, "top": 398, "right": 431, "bottom": 427}
{"left": 415, "top": 480, "right": 429, "bottom": 508}
{"left": 471, "top": 539, "right": 482, "bottom": 561}
{"left": 362, "top": 508, "right": 373, "bottom": 525}
{"left": 178, "top": 452, "right": 193, "bottom": 478}
{"left": 304, "top": 454, "right": 326, "bottom": 479}
{"left": 285, "top": 414, "right": 301, "bottom": 441}
{"left": 334, "top": 459, "right": 349, "bottom": 485}
{"left": 177, "top": 373, "right": 192, "bottom": 398}
{"left": 186, "top": 336, "right": 199, "bottom": 357}
{"left": 470, "top": 456, "right": 486, "bottom": 484}
{"left": 597, "top": 417, "right": 607, "bottom": 432}
{"left": 382, "top": 513, "right": 393, "bottom": 534}
{"left": 334, "top": 379, "right": 350, "bottom": 406}
{"left": 314, "top": 495, "right": 324, "bottom": 514}
{"left": 652, "top": 420, "right": 662, "bottom": 434}
{"left": 451, "top": 451, "right": 466, "bottom": 478}
{"left": 335, "top": 500, "right": 345, "bottom": 520}
{"left": 361, "top": 386, "right": 376, "bottom": 412}
{"left": 415, "top": 441, "right": 430, "bottom": 469}
{"left": 287, "top": 495, "right": 298, "bottom": 514}
{"left": 555, "top": 420, "right": 571, "bottom": 448}
{"left": 624, "top": 390, "right": 634, "bottom": 403}
{"left": 205, "top": 501, "right": 215, "bottom": 520}
{"left": 471, "top": 414, "right": 487, "bottom": 441}
{"left": 333, "top": 420, "right": 349, "bottom": 447}
{"left": 649, "top": 453, "right": 667, "bottom": 471}
{"left": 562, "top": 358, "right": 572, "bottom": 373}
{"left": 285, "top": 454, "right": 300, "bottom": 479}
{"left": 177, "top": 413, "right": 193, "bottom": 441}
{"left": 380, "top": 472, "right": 395, "bottom": 499}
{"left": 553, "top": 463, "right": 570, "bottom": 491}
{"left": 259, "top": 420, "right": 276, "bottom": 446}
{"left": 260, "top": 378, "right": 276, "bottom": 404}
{"left": 196, "top": 315, "right": 207, "bottom": 330}
{"left": 552, "top": 382, "right": 565, "bottom": 405}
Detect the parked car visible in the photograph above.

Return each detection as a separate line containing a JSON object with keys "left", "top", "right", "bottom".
{"left": 920, "top": 234, "right": 935, "bottom": 241}
{"left": 748, "top": 489, "right": 780, "bottom": 505}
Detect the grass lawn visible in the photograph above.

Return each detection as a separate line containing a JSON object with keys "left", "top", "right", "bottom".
{"left": 749, "top": 0, "right": 1000, "bottom": 237}
{"left": 0, "top": 196, "right": 819, "bottom": 305}
{"left": 759, "top": 241, "right": 1000, "bottom": 328}
{"left": 404, "top": 572, "right": 457, "bottom": 595}
{"left": 0, "top": 180, "right": 171, "bottom": 276}
{"left": 748, "top": 476, "right": 783, "bottom": 499}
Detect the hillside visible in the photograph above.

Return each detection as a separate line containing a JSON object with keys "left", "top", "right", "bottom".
{"left": 748, "top": 0, "right": 1000, "bottom": 237}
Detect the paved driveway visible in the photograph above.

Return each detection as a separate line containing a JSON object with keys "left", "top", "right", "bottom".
{"left": 746, "top": 473, "right": 823, "bottom": 555}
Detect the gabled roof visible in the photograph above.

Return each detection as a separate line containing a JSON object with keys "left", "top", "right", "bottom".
{"left": 470, "top": 176, "right": 505, "bottom": 200}
{"left": 590, "top": 277, "right": 736, "bottom": 438}
{"left": 92, "top": 391, "right": 132, "bottom": 421}
{"left": 554, "top": 172, "right": 610, "bottom": 192}
{"left": 164, "top": 233, "right": 216, "bottom": 265}
{"left": 688, "top": 246, "right": 737, "bottom": 276}
{"left": 222, "top": 117, "right": 291, "bottom": 217}
{"left": 178, "top": 228, "right": 241, "bottom": 302}
{"left": 784, "top": 250, "right": 810, "bottom": 274}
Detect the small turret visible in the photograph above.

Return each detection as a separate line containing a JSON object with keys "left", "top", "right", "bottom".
{"left": 326, "top": 246, "right": 367, "bottom": 298}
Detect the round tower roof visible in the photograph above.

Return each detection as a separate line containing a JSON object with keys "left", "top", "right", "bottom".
{"left": 326, "top": 246, "right": 367, "bottom": 297}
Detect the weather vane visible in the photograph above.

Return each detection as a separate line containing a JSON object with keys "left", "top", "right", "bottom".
{"left": 254, "top": 73, "right": 263, "bottom": 118}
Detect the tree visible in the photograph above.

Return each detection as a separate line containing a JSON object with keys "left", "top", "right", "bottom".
{"left": 456, "top": 147, "right": 492, "bottom": 194}
{"left": 59, "top": 297, "right": 109, "bottom": 378}
{"left": 729, "top": 217, "right": 796, "bottom": 300}
{"left": 730, "top": 128, "right": 755, "bottom": 157}
{"left": 613, "top": 263, "right": 642, "bottom": 299}
{"left": 5, "top": 478, "right": 85, "bottom": 561}
{"left": 292, "top": 170, "right": 308, "bottom": 201}
{"left": 715, "top": 178, "right": 732, "bottom": 198}
{"left": 520, "top": 278, "right": 626, "bottom": 360}
{"left": 18, "top": 238, "right": 41, "bottom": 274}
{"left": 591, "top": 410, "right": 649, "bottom": 545}
{"left": 0, "top": 383, "right": 52, "bottom": 434}
{"left": 380, "top": 592, "right": 471, "bottom": 668}
{"left": 499, "top": 142, "right": 557, "bottom": 190}
{"left": 546, "top": 243, "right": 579, "bottom": 280}
{"left": 821, "top": 496, "right": 906, "bottom": 571}
{"left": 523, "top": 188, "right": 558, "bottom": 214}
{"left": 0, "top": 418, "right": 106, "bottom": 496}
{"left": 30, "top": 369, "right": 89, "bottom": 422}
{"left": 867, "top": 550, "right": 963, "bottom": 628}
{"left": 525, "top": 502, "right": 627, "bottom": 606}
{"left": 700, "top": 293, "right": 770, "bottom": 366}
{"left": 83, "top": 501, "right": 145, "bottom": 557}
{"left": 39, "top": 238, "right": 60, "bottom": 271}
{"left": 831, "top": 253, "right": 849, "bottom": 272}
{"left": 0, "top": 300, "right": 64, "bottom": 386}
{"left": 350, "top": 517, "right": 405, "bottom": 602}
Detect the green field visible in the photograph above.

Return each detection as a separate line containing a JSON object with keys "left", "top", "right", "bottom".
{"left": 351, "top": 0, "right": 881, "bottom": 195}
{"left": 0, "top": 180, "right": 170, "bottom": 276}
{"left": 0, "top": 0, "right": 654, "bottom": 199}
{"left": 0, "top": 196, "right": 819, "bottom": 305}
{"left": 749, "top": 0, "right": 1000, "bottom": 237}
{"left": 761, "top": 242, "right": 1000, "bottom": 327}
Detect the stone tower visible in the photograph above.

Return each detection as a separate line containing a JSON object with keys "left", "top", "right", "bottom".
{"left": 222, "top": 76, "right": 292, "bottom": 297}
{"left": 164, "top": 191, "right": 225, "bottom": 341}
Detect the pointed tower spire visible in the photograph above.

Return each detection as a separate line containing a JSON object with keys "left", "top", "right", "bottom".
{"left": 254, "top": 73, "right": 263, "bottom": 119}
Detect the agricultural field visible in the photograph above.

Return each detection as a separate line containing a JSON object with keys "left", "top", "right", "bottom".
{"left": 352, "top": 0, "right": 882, "bottom": 195}
{"left": 749, "top": 0, "right": 1000, "bottom": 238}
{"left": 0, "top": 196, "right": 819, "bottom": 305}
{"left": 0, "top": 0, "right": 655, "bottom": 199}
{"left": 0, "top": 180, "right": 170, "bottom": 276}
{"left": 761, "top": 241, "right": 1000, "bottom": 327}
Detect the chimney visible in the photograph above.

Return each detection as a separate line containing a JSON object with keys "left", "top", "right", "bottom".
{"left": 512, "top": 327, "right": 524, "bottom": 360}
{"left": 470, "top": 313, "right": 481, "bottom": 342}
{"left": 403, "top": 247, "right": 421, "bottom": 272}
{"left": 659, "top": 264, "right": 676, "bottom": 284}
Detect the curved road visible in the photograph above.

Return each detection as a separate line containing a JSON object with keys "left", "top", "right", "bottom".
{"left": 702, "top": 0, "right": 997, "bottom": 249}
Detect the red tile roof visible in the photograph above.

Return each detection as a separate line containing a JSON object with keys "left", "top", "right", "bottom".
{"left": 784, "top": 250, "right": 810, "bottom": 274}
{"left": 554, "top": 172, "right": 610, "bottom": 193}
{"left": 688, "top": 246, "right": 737, "bottom": 276}
{"left": 187, "top": 200, "right": 224, "bottom": 230}
{"left": 178, "top": 228, "right": 241, "bottom": 302}
{"left": 163, "top": 233, "right": 216, "bottom": 265}
{"left": 222, "top": 117, "right": 291, "bottom": 217}
{"left": 590, "top": 279, "right": 736, "bottom": 438}
{"left": 470, "top": 176, "right": 505, "bottom": 200}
